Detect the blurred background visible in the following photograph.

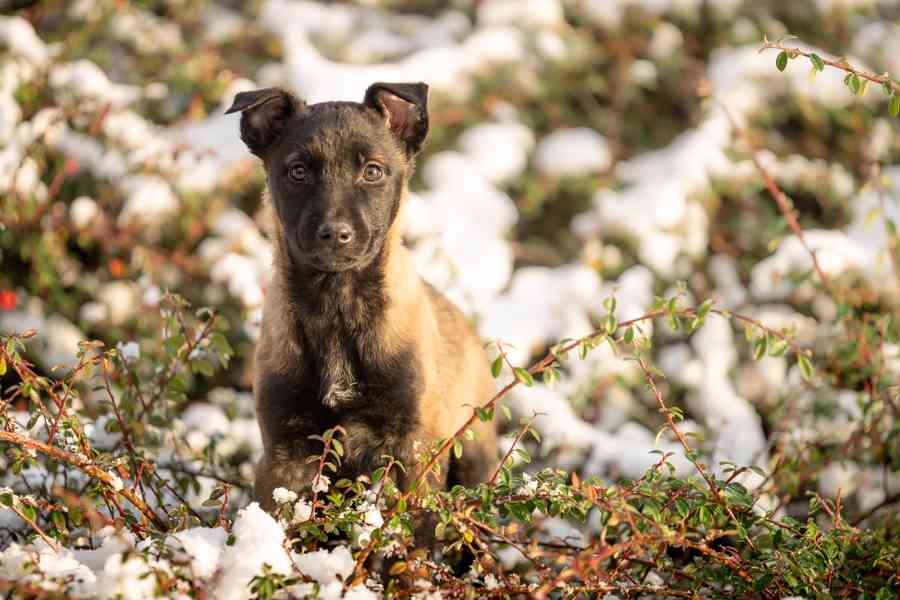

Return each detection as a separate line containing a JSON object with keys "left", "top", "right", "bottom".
{"left": 1, "top": 0, "right": 899, "bottom": 523}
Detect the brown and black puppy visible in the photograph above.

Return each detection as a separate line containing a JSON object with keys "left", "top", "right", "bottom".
{"left": 226, "top": 82, "right": 497, "bottom": 511}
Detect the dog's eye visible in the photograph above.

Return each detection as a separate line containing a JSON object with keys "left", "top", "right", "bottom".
{"left": 362, "top": 163, "right": 384, "bottom": 183}
{"left": 289, "top": 164, "right": 310, "bottom": 184}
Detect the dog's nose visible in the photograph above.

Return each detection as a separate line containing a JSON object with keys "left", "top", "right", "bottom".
{"left": 316, "top": 222, "right": 353, "bottom": 245}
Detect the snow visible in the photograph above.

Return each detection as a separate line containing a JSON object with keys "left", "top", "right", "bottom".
{"left": 116, "top": 341, "right": 140, "bottom": 362}
{"left": 168, "top": 527, "right": 228, "bottom": 580}
{"left": 0, "top": 296, "right": 86, "bottom": 374}
{"left": 69, "top": 196, "right": 100, "bottom": 229}
{"left": 49, "top": 60, "right": 142, "bottom": 108}
{"left": 457, "top": 122, "right": 535, "bottom": 183}
{"left": 95, "top": 553, "right": 158, "bottom": 600}
{"left": 534, "top": 128, "right": 612, "bottom": 177}
{"left": 213, "top": 503, "right": 291, "bottom": 600}
{"left": 477, "top": 0, "right": 566, "bottom": 30}
{"left": 99, "top": 282, "right": 139, "bottom": 326}
{"left": 293, "top": 545, "right": 355, "bottom": 585}
{"left": 272, "top": 487, "right": 298, "bottom": 505}
{"left": 0, "top": 16, "right": 49, "bottom": 67}
{"left": 117, "top": 176, "right": 180, "bottom": 231}
{"left": 750, "top": 231, "right": 868, "bottom": 300}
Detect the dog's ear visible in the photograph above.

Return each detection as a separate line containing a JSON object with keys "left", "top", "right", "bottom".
{"left": 225, "top": 87, "right": 303, "bottom": 157}
{"left": 364, "top": 82, "right": 429, "bottom": 155}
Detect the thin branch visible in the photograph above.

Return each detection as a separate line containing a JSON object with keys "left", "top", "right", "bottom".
{"left": 760, "top": 41, "right": 899, "bottom": 95}
{"left": 0, "top": 430, "right": 168, "bottom": 532}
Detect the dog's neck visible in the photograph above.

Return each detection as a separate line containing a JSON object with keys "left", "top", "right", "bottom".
{"left": 268, "top": 223, "right": 412, "bottom": 408}
{"left": 272, "top": 229, "right": 399, "bottom": 333}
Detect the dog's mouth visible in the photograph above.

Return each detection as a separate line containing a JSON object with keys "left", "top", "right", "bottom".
{"left": 307, "top": 254, "right": 365, "bottom": 272}
{"left": 288, "top": 239, "right": 372, "bottom": 273}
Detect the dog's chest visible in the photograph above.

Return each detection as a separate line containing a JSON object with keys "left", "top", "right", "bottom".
{"left": 316, "top": 332, "right": 359, "bottom": 409}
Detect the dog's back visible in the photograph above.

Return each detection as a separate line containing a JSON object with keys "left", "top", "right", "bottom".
{"left": 226, "top": 82, "right": 497, "bottom": 508}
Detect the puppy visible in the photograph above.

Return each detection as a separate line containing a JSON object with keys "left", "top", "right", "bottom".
{"left": 226, "top": 82, "right": 497, "bottom": 511}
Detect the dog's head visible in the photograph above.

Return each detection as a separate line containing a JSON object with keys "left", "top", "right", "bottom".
{"left": 227, "top": 82, "right": 428, "bottom": 272}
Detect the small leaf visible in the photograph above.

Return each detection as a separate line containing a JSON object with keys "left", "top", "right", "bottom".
{"left": 0, "top": 357, "right": 6, "bottom": 377}
{"left": 452, "top": 439, "right": 463, "bottom": 459}
{"left": 602, "top": 296, "right": 617, "bottom": 313}
{"left": 513, "top": 367, "right": 534, "bottom": 387}
{"left": 769, "top": 340, "right": 789, "bottom": 357}
{"left": 753, "top": 335, "right": 768, "bottom": 360}
{"left": 882, "top": 79, "right": 894, "bottom": 96}
{"left": 21, "top": 504, "right": 36, "bottom": 522}
{"left": 809, "top": 53, "right": 824, "bottom": 72}
{"left": 776, "top": 51, "right": 788, "bottom": 72}
{"left": 849, "top": 73, "right": 861, "bottom": 94}
{"left": 890, "top": 95, "right": 900, "bottom": 117}
{"left": 500, "top": 404, "right": 512, "bottom": 421}
{"left": 604, "top": 314, "right": 617, "bottom": 335}
{"left": 372, "top": 467, "right": 385, "bottom": 484}
{"left": 623, "top": 327, "right": 635, "bottom": 344}
{"left": 798, "top": 354, "right": 814, "bottom": 381}
{"left": 541, "top": 367, "right": 558, "bottom": 387}
{"left": 490, "top": 355, "right": 503, "bottom": 378}
{"left": 476, "top": 407, "right": 494, "bottom": 422}
{"left": 744, "top": 323, "right": 755, "bottom": 342}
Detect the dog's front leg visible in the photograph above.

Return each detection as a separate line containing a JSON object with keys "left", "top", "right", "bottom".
{"left": 254, "top": 447, "right": 320, "bottom": 512}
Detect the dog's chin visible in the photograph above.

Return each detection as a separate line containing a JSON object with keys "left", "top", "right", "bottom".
{"left": 297, "top": 252, "right": 370, "bottom": 273}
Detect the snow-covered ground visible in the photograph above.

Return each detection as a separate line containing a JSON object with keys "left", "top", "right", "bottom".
{"left": 1, "top": 0, "right": 899, "bottom": 597}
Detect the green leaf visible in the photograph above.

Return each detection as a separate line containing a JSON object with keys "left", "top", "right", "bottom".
{"left": 798, "top": 354, "right": 814, "bottom": 381}
{"left": 769, "top": 340, "right": 789, "bottom": 357}
{"left": 500, "top": 404, "right": 512, "bottom": 421}
{"left": 849, "top": 73, "right": 861, "bottom": 94}
{"left": 890, "top": 94, "right": 900, "bottom": 117}
{"left": 541, "top": 367, "right": 559, "bottom": 388}
{"left": 0, "top": 357, "right": 5, "bottom": 377}
{"left": 0, "top": 493, "right": 12, "bottom": 507}
{"left": 452, "top": 439, "right": 462, "bottom": 459}
{"left": 809, "top": 53, "right": 824, "bottom": 72}
{"left": 753, "top": 335, "right": 768, "bottom": 360}
{"left": 882, "top": 79, "right": 894, "bottom": 96}
{"left": 776, "top": 51, "right": 788, "bottom": 72}
{"left": 21, "top": 504, "right": 36, "bottom": 522}
{"left": 372, "top": 467, "right": 385, "bottom": 484}
{"left": 602, "top": 296, "right": 617, "bottom": 313}
{"left": 744, "top": 323, "right": 755, "bottom": 342}
{"left": 623, "top": 327, "right": 634, "bottom": 344}
{"left": 513, "top": 367, "right": 534, "bottom": 387}
{"left": 604, "top": 314, "right": 617, "bottom": 335}
{"left": 490, "top": 355, "right": 503, "bottom": 378}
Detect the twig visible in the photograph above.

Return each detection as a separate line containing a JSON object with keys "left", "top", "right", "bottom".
{"left": 760, "top": 41, "right": 899, "bottom": 96}
{"left": 0, "top": 430, "right": 168, "bottom": 532}
{"left": 10, "top": 504, "right": 58, "bottom": 551}
{"left": 720, "top": 104, "right": 836, "bottom": 298}
{"left": 635, "top": 355, "right": 756, "bottom": 555}
{"left": 487, "top": 414, "right": 538, "bottom": 486}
